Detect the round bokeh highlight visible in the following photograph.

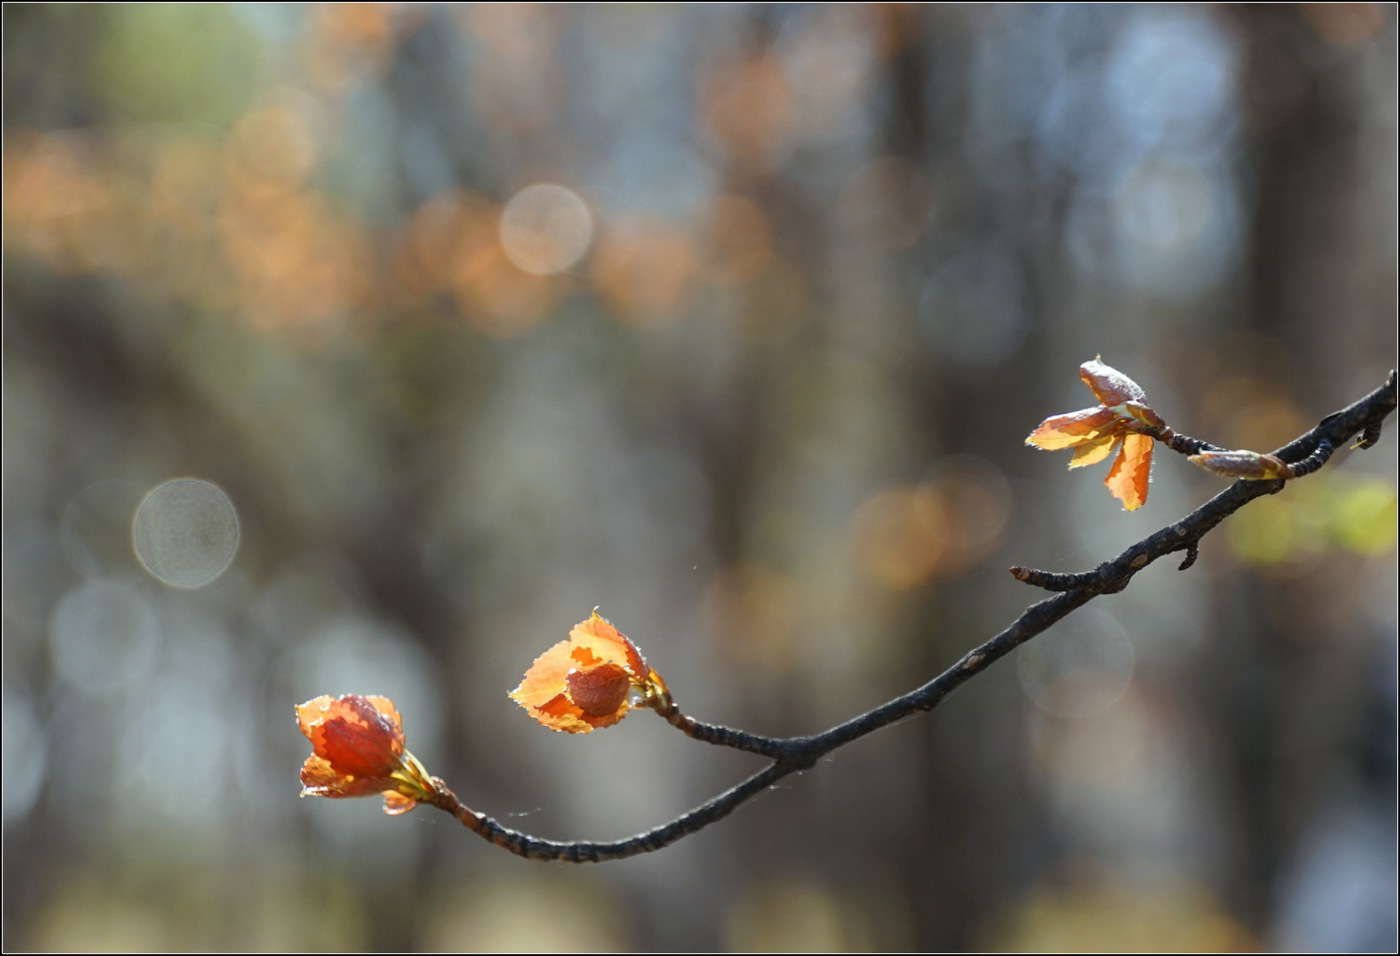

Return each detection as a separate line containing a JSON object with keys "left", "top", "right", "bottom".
{"left": 132, "top": 478, "right": 241, "bottom": 589}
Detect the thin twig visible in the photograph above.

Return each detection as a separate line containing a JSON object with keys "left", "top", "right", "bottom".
{"left": 657, "top": 701, "right": 791, "bottom": 759}
{"left": 1136, "top": 424, "right": 1226, "bottom": 458}
{"left": 426, "top": 764, "right": 792, "bottom": 862}
{"left": 433, "top": 370, "right": 1396, "bottom": 862}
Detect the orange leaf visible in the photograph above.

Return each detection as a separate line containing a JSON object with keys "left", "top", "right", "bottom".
{"left": 1067, "top": 433, "right": 1122, "bottom": 469}
{"left": 532, "top": 693, "right": 599, "bottom": 734}
{"left": 1105, "top": 432, "right": 1153, "bottom": 511}
{"left": 1026, "top": 407, "right": 1121, "bottom": 451}
{"left": 569, "top": 611, "right": 650, "bottom": 683}
{"left": 510, "top": 639, "right": 578, "bottom": 711}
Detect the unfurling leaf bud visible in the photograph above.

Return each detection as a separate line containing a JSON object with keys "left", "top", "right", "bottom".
{"left": 1027, "top": 358, "right": 1161, "bottom": 510}
{"left": 296, "top": 694, "right": 439, "bottom": 815}
{"left": 511, "top": 611, "right": 669, "bottom": 733}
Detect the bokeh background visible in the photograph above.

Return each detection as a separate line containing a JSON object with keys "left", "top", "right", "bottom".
{"left": 3, "top": 4, "right": 1396, "bottom": 951}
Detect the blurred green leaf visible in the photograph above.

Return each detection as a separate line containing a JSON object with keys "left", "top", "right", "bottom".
{"left": 91, "top": 4, "right": 263, "bottom": 126}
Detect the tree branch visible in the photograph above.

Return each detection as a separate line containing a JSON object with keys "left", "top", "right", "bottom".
{"left": 432, "top": 370, "right": 1397, "bottom": 862}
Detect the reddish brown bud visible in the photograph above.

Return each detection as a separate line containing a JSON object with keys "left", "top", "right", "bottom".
{"left": 566, "top": 662, "right": 632, "bottom": 717}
